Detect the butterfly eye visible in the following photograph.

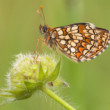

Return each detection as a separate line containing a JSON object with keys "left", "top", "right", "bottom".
{"left": 43, "top": 26, "right": 47, "bottom": 33}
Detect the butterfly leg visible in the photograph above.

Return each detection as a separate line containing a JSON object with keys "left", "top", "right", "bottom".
{"left": 33, "top": 37, "right": 45, "bottom": 54}
{"left": 36, "top": 42, "right": 46, "bottom": 59}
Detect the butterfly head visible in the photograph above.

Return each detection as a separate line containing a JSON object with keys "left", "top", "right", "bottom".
{"left": 39, "top": 25, "right": 48, "bottom": 34}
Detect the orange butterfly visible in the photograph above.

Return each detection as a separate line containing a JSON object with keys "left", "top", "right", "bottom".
{"left": 36, "top": 6, "right": 110, "bottom": 62}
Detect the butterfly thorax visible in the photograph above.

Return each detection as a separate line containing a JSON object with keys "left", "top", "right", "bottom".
{"left": 39, "top": 25, "right": 56, "bottom": 48}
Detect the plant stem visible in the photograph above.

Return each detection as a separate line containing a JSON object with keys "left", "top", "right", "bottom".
{"left": 41, "top": 86, "right": 76, "bottom": 110}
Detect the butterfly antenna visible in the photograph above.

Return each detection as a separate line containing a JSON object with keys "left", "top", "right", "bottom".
{"left": 36, "top": 9, "right": 44, "bottom": 24}
{"left": 40, "top": 5, "right": 46, "bottom": 25}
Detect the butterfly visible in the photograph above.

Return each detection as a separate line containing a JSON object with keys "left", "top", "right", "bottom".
{"left": 37, "top": 6, "right": 110, "bottom": 62}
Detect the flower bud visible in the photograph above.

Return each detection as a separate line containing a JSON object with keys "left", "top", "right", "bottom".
{"left": 0, "top": 53, "right": 64, "bottom": 104}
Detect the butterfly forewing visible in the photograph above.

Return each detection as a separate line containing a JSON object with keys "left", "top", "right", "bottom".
{"left": 51, "top": 23, "right": 110, "bottom": 62}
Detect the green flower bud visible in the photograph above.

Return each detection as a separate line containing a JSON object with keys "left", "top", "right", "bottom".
{"left": 0, "top": 53, "right": 63, "bottom": 104}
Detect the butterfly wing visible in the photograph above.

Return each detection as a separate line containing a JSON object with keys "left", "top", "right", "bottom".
{"left": 87, "top": 27, "right": 110, "bottom": 60}
{"left": 51, "top": 23, "right": 110, "bottom": 62}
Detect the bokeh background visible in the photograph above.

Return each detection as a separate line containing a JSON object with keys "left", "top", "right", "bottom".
{"left": 0, "top": 0, "right": 110, "bottom": 110}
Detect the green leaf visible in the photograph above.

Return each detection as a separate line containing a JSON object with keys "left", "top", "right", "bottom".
{"left": 0, "top": 92, "right": 14, "bottom": 98}
{"left": 38, "top": 63, "right": 45, "bottom": 81}
{"left": 48, "top": 78, "right": 69, "bottom": 87}
{"left": 24, "top": 81, "right": 37, "bottom": 91}
{"left": 44, "top": 68, "right": 48, "bottom": 78}
{"left": 45, "top": 60, "right": 61, "bottom": 82}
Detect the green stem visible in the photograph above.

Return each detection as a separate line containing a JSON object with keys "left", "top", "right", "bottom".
{"left": 41, "top": 86, "right": 76, "bottom": 110}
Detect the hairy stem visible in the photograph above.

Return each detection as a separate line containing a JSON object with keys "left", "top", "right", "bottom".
{"left": 41, "top": 86, "right": 76, "bottom": 110}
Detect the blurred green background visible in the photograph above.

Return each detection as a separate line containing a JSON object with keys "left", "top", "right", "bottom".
{"left": 0, "top": 0, "right": 110, "bottom": 110}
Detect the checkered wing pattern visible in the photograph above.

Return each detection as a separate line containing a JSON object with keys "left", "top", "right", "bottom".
{"left": 51, "top": 23, "right": 110, "bottom": 62}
